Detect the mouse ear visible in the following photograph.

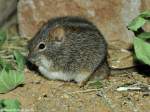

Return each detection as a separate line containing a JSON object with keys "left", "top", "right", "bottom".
{"left": 49, "top": 27, "right": 65, "bottom": 42}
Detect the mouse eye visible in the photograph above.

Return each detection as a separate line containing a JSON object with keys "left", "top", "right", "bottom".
{"left": 38, "top": 42, "right": 46, "bottom": 50}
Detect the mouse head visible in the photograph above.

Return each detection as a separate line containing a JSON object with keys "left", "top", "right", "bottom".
{"left": 27, "top": 25, "right": 65, "bottom": 67}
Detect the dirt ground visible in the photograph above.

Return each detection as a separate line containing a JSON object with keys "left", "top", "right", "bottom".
{"left": 0, "top": 16, "right": 149, "bottom": 112}
{"left": 0, "top": 39, "right": 150, "bottom": 112}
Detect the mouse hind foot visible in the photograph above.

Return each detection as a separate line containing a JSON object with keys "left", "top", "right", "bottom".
{"left": 91, "top": 61, "right": 110, "bottom": 80}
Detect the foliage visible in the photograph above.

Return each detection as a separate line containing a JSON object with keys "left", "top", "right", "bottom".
{"left": 0, "top": 32, "right": 25, "bottom": 94}
{"left": 0, "top": 99, "right": 21, "bottom": 112}
{"left": 128, "top": 10, "right": 150, "bottom": 65}
{"left": 0, "top": 31, "right": 6, "bottom": 46}
{"left": 87, "top": 80, "right": 103, "bottom": 89}
{"left": 0, "top": 51, "right": 25, "bottom": 94}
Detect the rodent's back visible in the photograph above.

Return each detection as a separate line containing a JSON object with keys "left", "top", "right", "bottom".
{"left": 28, "top": 16, "right": 109, "bottom": 85}
{"left": 47, "top": 17, "right": 108, "bottom": 74}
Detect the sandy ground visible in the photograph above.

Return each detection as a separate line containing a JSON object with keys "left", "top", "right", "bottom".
{"left": 0, "top": 41, "right": 150, "bottom": 112}
{"left": 0, "top": 10, "right": 149, "bottom": 111}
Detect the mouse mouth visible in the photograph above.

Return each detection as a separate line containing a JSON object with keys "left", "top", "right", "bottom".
{"left": 26, "top": 59, "right": 39, "bottom": 72}
{"left": 27, "top": 54, "right": 42, "bottom": 65}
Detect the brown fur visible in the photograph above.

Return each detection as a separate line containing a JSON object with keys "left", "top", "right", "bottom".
{"left": 28, "top": 16, "right": 110, "bottom": 86}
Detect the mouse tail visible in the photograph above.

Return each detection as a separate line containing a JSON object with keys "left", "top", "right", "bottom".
{"left": 110, "top": 66, "right": 137, "bottom": 76}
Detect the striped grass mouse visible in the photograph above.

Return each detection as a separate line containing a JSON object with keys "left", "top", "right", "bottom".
{"left": 27, "top": 16, "right": 134, "bottom": 86}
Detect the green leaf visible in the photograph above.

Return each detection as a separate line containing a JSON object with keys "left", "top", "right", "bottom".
{"left": 137, "top": 32, "right": 150, "bottom": 39}
{"left": 0, "top": 32, "right": 6, "bottom": 45}
{"left": 0, "top": 58, "right": 14, "bottom": 71}
{"left": 0, "top": 100, "right": 3, "bottom": 109}
{"left": 140, "top": 10, "right": 150, "bottom": 18}
{"left": 0, "top": 51, "right": 25, "bottom": 93}
{"left": 134, "top": 37, "right": 150, "bottom": 65}
{"left": 87, "top": 80, "right": 103, "bottom": 89}
{"left": 13, "top": 51, "right": 25, "bottom": 71}
{"left": 0, "top": 99, "right": 21, "bottom": 112}
{"left": 128, "top": 17, "right": 146, "bottom": 31}
{"left": 128, "top": 10, "right": 150, "bottom": 66}
{"left": 0, "top": 69, "right": 24, "bottom": 94}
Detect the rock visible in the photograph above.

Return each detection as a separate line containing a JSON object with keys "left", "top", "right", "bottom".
{"left": 18, "top": 0, "right": 149, "bottom": 44}
{"left": 0, "top": 0, "right": 18, "bottom": 26}
{"left": 141, "top": 0, "right": 150, "bottom": 32}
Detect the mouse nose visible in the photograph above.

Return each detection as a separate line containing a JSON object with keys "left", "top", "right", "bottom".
{"left": 27, "top": 53, "right": 36, "bottom": 63}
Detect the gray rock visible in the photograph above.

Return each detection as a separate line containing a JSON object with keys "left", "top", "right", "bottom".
{"left": 18, "top": 0, "right": 149, "bottom": 45}
{"left": 0, "top": 0, "right": 18, "bottom": 26}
